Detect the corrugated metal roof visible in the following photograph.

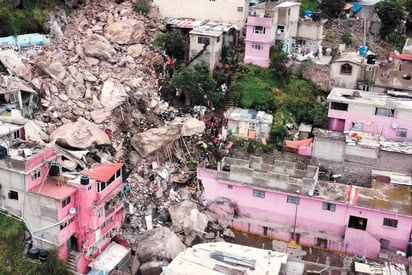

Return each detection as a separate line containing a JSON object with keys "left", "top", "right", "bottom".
{"left": 82, "top": 163, "right": 124, "bottom": 182}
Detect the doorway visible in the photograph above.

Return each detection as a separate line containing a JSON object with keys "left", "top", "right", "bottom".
{"left": 67, "top": 234, "right": 78, "bottom": 252}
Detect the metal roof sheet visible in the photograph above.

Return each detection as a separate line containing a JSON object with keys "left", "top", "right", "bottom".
{"left": 81, "top": 163, "right": 124, "bottom": 182}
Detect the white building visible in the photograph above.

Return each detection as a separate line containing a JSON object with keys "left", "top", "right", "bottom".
{"left": 153, "top": 0, "right": 250, "bottom": 26}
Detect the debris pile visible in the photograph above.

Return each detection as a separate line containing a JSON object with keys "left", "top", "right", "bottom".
{"left": 0, "top": 1, "right": 236, "bottom": 273}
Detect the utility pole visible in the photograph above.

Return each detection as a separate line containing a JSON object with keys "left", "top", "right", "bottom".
{"left": 288, "top": 190, "right": 300, "bottom": 249}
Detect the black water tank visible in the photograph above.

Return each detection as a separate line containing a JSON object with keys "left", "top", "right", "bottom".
{"left": 49, "top": 162, "right": 60, "bottom": 177}
{"left": 28, "top": 247, "right": 40, "bottom": 259}
{"left": 80, "top": 175, "right": 90, "bottom": 185}
{"left": 39, "top": 249, "right": 48, "bottom": 261}
{"left": 366, "top": 54, "right": 377, "bottom": 64}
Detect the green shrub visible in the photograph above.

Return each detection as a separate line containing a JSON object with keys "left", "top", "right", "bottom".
{"left": 134, "top": 0, "right": 150, "bottom": 15}
{"left": 234, "top": 138, "right": 245, "bottom": 147}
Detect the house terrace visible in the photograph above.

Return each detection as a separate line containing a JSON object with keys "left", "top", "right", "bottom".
{"left": 208, "top": 155, "right": 412, "bottom": 216}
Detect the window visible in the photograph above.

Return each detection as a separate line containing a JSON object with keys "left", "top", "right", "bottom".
{"left": 253, "top": 189, "right": 265, "bottom": 198}
{"left": 380, "top": 238, "right": 390, "bottom": 249}
{"left": 375, "top": 107, "right": 394, "bottom": 117}
{"left": 287, "top": 195, "right": 299, "bottom": 204}
{"left": 31, "top": 169, "right": 41, "bottom": 181}
{"left": 252, "top": 43, "right": 264, "bottom": 50}
{"left": 198, "top": 36, "right": 210, "bottom": 45}
{"left": 227, "top": 185, "right": 233, "bottom": 189}
{"left": 331, "top": 102, "right": 348, "bottom": 111}
{"left": 62, "top": 196, "right": 71, "bottom": 208}
{"left": 217, "top": 36, "right": 220, "bottom": 43}
{"left": 253, "top": 26, "right": 266, "bottom": 34}
{"left": 60, "top": 217, "right": 74, "bottom": 230}
{"left": 396, "top": 128, "right": 407, "bottom": 138}
{"left": 97, "top": 208, "right": 103, "bottom": 218}
{"left": 316, "top": 237, "right": 328, "bottom": 248}
{"left": 13, "top": 130, "right": 20, "bottom": 139}
{"left": 8, "top": 190, "right": 18, "bottom": 200}
{"left": 383, "top": 218, "right": 398, "bottom": 228}
{"left": 296, "top": 39, "right": 306, "bottom": 46}
{"left": 348, "top": 215, "right": 367, "bottom": 231}
{"left": 340, "top": 63, "right": 352, "bottom": 74}
{"left": 322, "top": 202, "right": 336, "bottom": 212}
{"left": 276, "top": 25, "right": 285, "bottom": 34}
{"left": 97, "top": 181, "right": 106, "bottom": 193}
{"left": 88, "top": 185, "right": 92, "bottom": 191}
{"left": 100, "top": 217, "right": 113, "bottom": 230}
{"left": 237, "top": 6, "right": 243, "bottom": 12}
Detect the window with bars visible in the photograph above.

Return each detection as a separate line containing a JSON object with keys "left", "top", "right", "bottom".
{"left": 383, "top": 218, "right": 398, "bottom": 228}
{"left": 253, "top": 189, "right": 265, "bottom": 198}
{"left": 287, "top": 195, "right": 299, "bottom": 204}
{"left": 322, "top": 202, "right": 336, "bottom": 212}
{"left": 62, "top": 196, "right": 71, "bottom": 208}
{"left": 252, "top": 43, "right": 264, "bottom": 50}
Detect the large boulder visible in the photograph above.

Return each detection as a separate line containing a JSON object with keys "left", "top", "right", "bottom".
{"left": 135, "top": 227, "right": 185, "bottom": 263}
{"left": 104, "top": 19, "right": 145, "bottom": 45}
{"left": 181, "top": 117, "right": 205, "bottom": 137}
{"left": 99, "top": 79, "right": 128, "bottom": 111}
{"left": 49, "top": 117, "right": 110, "bottom": 149}
{"left": 82, "top": 38, "right": 116, "bottom": 60}
{"left": 130, "top": 124, "right": 181, "bottom": 157}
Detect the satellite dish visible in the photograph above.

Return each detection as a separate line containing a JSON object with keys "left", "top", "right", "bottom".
{"left": 391, "top": 122, "right": 398, "bottom": 129}
{"left": 308, "top": 189, "right": 314, "bottom": 196}
{"left": 69, "top": 207, "right": 77, "bottom": 215}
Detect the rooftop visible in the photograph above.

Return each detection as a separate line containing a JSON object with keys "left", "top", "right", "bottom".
{"left": 224, "top": 108, "right": 273, "bottom": 124}
{"left": 162, "top": 242, "right": 288, "bottom": 275}
{"left": 29, "top": 176, "right": 77, "bottom": 200}
{"left": 203, "top": 156, "right": 412, "bottom": 216}
{"left": 327, "top": 87, "right": 412, "bottom": 110}
{"left": 374, "top": 54, "right": 412, "bottom": 91}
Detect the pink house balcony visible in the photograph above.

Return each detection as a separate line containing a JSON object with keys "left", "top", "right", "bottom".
{"left": 246, "top": 15, "right": 273, "bottom": 28}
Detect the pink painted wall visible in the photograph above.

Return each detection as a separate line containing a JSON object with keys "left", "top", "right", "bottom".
{"left": 26, "top": 146, "right": 60, "bottom": 191}
{"left": 198, "top": 168, "right": 412, "bottom": 259}
{"left": 328, "top": 109, "right": 412, "bottom": 140}
{"left": 244, "top": 16, "right": 273, "bottom": 67}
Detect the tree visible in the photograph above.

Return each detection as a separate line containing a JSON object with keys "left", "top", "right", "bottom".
{"left": 170, "top": 61, "right": 216, "bottom": 106}
{"left": 318, "top": 0, "right": 345, "bottom": 18}
{"left": 269, "top": 43, "right": 290, "bottom": 87}
{"left": 154, "top": 29, "right": 188, "bottom": 60}
{"left": 375, "top": 0, "right": 406, "bottom": 38}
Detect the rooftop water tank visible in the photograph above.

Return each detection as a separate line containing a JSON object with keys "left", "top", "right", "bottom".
{"left": 28, "top": 247, "right": 40, "bottom": 259}
{"left": 49, "top": 162, "right": 60, "bottom": 177}
{"left": 80, "top": 175, "right": 90, "bottom": 185}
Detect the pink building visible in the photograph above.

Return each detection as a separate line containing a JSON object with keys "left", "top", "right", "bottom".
{"left": 244, "top": 2, "right": 326, "bottom": 67}
{"left": 0, "top": 123, "right": 130, "bottom": 274}
{"left": 197, "top": 156, "right": 412, "bottom": 260}
{"left": 327, "top": 87, "right": 412, "bottom": 141}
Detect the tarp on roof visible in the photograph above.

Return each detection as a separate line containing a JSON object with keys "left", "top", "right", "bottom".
{"left": 81, "top": 163, "right": 124, "bottom": 182}
{"left": 351, "top": 4, "right": 361, "bottom": 13}
{"left": 389, "top": 51, "right": 412, "bottom": 61}
{"left": 284, "top": 138, "right": 313, "bottom": 149}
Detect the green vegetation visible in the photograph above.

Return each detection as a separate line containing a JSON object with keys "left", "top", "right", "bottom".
{"left": 154, "top": 29, "right": 188, "bottom": 60}
{"left": 0, "top": 0, "right": 62, "bottom": 36}
{"left": 170, "top": 61, "right": 217, "bottom": 106}
{"left": 299, "top": 0, "right": 319, "bottom": 17}
{"left": 374, "top": 0, "right": 409, "bottom": 39}
{"left": 342, "top": 32, "right": 353, "bottom": 46}
{"left": 318, "top": 0, "right": 345, "bottom": 18}
{"left": 133, "top": 0, "right": 150, "bottom": 16}
{"left": 0, "top": 214, "right": 70, "bottom": 275}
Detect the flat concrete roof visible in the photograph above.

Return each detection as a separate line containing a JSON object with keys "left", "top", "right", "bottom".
{"left": 327, "top": 87, "right": 412, "bottom": 110}
{"left": 163, "top": 242, "right": 288, "bottom": 274}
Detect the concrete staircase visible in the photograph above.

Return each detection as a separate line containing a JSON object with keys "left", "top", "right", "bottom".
{"left": 224, "top": 88, "right": 235, "bottom": 109}
{"left": 67, "top": 251, "right": 80, "bottom": 274}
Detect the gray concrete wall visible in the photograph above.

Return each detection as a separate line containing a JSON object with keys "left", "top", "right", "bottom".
{"left": 312, "top": 137, "right": 345, "bottom": 162}
{"left": 377, "top": 151, "right": 412, "bottom": 174}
